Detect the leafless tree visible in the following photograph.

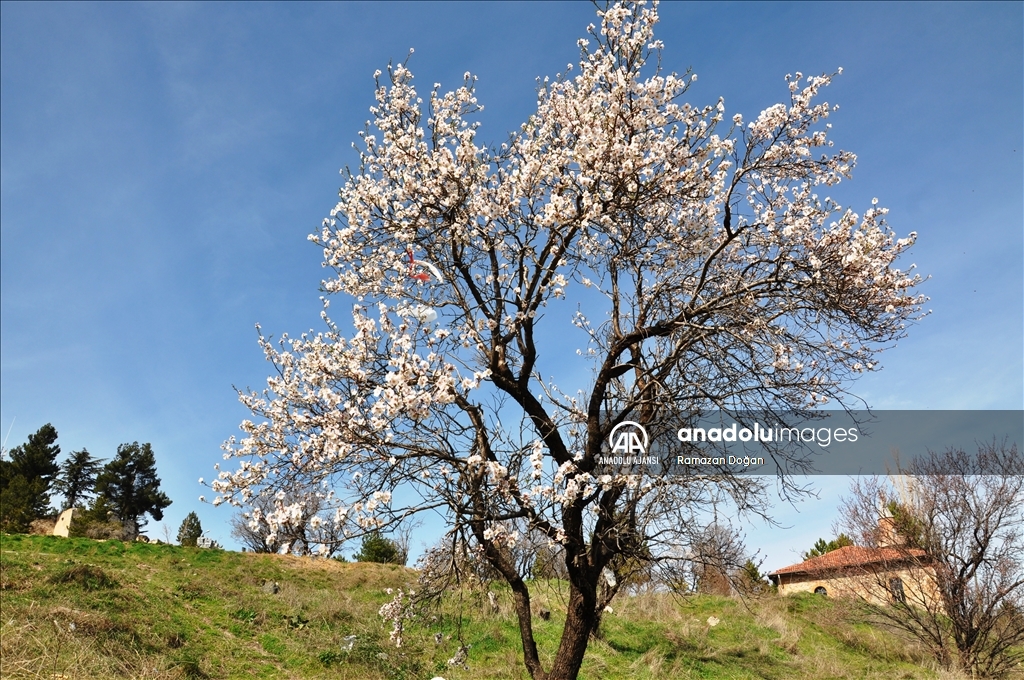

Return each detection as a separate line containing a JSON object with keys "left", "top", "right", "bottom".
{"left": 531, "top": 538, "right": 570, "bottom": 581}
{"left": 657, "top": 521, "right": 750, "bottom": 595}
{"left": 838, "top": 440, "right": 1024, "bottom": 678}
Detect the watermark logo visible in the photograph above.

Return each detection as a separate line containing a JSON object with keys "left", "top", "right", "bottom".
{"left": 608, "top": 421, "right": 649, "bottom": 455}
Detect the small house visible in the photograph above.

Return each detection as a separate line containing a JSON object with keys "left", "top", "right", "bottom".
{"left": 768, "top": 544, "right": 938, "bottom": 607}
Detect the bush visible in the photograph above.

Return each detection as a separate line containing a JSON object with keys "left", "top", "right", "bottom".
{"left": 69, "top": 496, "right": 129, "bottom": 540}
{"left": 49, "top": 564, "right": 118, "bottom": 590}
{"left": 75, "top": 520, "right": 128, "bottom": 540}
{"left": 29, "top": 517, "right": 56, "bottom": 535}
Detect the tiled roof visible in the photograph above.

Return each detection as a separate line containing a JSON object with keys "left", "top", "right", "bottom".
{"left": 769, "top": 545, "right": 929, "bottom": 577}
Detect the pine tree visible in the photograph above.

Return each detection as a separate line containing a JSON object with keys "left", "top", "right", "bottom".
{"left": 353, "top": 532, "right": 405, "bottom": 565}
{"left": 177, "top": 511, "right": 203, "bottom": 547}
{"left": 0, "top": 424, "right": 61, "bottom": 531}
{"left": 94, "top": 442, "right": 172, "bottom": 537}
{"left": 0, "top": 474, "right": 37, "bottom": 532}
{"left": 54, "top": 448, "right": 104, "bottom": 511}
{"left": 802, "top": 533, "right": 854, "bottom": 560}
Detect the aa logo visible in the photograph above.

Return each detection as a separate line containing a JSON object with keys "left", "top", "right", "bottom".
{"left": 608, "top": 421, "right": 649, "bottom": 455}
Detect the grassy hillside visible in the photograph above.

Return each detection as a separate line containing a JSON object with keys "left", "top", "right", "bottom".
{"left": 1, "top": 533, "right": 966, "bottom": 679}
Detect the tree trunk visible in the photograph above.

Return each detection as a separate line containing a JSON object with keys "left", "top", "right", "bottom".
{"left": 475, "top": 522, "right": 548, "bottom": 680}
{"left": 509, "top": 577, "right": 547, "bottom": 680}
{"left": 546, "top": 584, "right": 598, "bottom": 680}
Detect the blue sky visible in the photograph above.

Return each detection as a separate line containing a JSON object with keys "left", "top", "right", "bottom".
{"left": 2, "top": 1, "right": 1021, "bottom": 569}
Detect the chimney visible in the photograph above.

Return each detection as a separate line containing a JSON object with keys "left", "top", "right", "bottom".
{"left": 877, "top": 514, "right": 901, "bottom": 548}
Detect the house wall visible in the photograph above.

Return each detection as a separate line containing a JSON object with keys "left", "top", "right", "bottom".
{"left": 777, "top": 564, "right": 940, "bottom": 609}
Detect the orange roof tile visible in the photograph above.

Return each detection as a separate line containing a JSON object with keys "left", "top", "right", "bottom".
{"left": 769, "top": 545, "right": 929, "bottom": 577}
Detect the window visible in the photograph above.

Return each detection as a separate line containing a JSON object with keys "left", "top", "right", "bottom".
{"left": 814, "top": 586, "right": 828, "bottom": 596}
{"left": 889, "top": 577, "right": 906, "bottom": 604}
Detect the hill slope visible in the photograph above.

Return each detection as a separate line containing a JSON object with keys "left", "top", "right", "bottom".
{"left": 1, "top": 534, "right": 961, "bottom": 679}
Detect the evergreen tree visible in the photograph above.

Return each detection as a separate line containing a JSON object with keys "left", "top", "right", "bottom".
{"left": 802, "top": 533, "right": 854, "bottom": 560}
{"left": 0, "top": 474, "right": 37, "bottom": 532}
{"left": 885, "top": 500, "right": 926, "bottom": 549}
{"left": 177, "top": 511, "right": 203, "bottom": 547}
{"left": 54, "top": 448, "right": 103, "bottom": 511}
{"left": 0, "top": 424, "right": 61, "bottom": 531}
{"left": 94, "top": 442, "right": 171, "bottom": 537}
{"left": 735, "top": 559, "right": 772, "bottom": 594}
{"left": 353, "top": 532, "right": 405, "bottom": 565}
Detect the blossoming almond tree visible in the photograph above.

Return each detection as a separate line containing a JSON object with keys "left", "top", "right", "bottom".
{"left": 211, "top": 3, "right": 924, "bottom": 678}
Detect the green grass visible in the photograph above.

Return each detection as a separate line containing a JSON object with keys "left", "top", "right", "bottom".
{"left": 0, "top": 533, "right": 965, "bottom": 679}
